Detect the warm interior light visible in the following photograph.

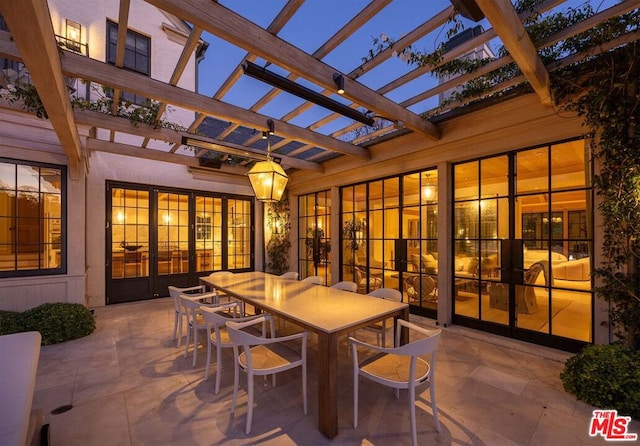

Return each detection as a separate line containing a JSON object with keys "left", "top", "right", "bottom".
{"left": 248, "top": 119, "right": 288, "bottom": 202}
{"left": 116, "top": 210, "right": 124, "bottom": 223}
{"left": 422, "top": 183, "right": 437, "bottom": 201}
{"left": 65, "top": 19, "right": 81, "bottom": 51}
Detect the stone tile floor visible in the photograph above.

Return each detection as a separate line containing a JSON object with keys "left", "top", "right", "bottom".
{"left": 32, "top": 298, "right": 639, "bottom": 445}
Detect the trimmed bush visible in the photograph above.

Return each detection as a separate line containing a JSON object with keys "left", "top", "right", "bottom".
{"left": 0, "top": 303, "right": 96, "bottom": 345}
{"left": 0, "top": 310, "right": 22, "bottom": 335}
{"left": 560, "top": 344, "right": 640, "bottom": 420}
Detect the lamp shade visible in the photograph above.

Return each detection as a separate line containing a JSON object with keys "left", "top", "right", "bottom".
{"left": 247, "top": 159, "right": 288, "bottom": 202}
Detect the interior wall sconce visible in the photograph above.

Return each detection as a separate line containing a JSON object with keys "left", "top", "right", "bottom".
{"left": 65, "top": 19, "right": 82, "bottom": 52}
{"left": 333, "top": 73, "right": 345, "bottom": 95}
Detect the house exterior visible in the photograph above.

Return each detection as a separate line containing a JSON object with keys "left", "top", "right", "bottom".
{"left": 0, "top": 0, "right": 617, "bottom": 353}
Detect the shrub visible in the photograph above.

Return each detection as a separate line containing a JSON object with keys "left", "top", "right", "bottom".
{"left": 560, "top": 344, "right": 640, "bottom": 420}
{"left": 0, "top": 310, "right": 22, "bottom": 335}
{"left": 19, "top": 303, "right": 96, "bottom": 345}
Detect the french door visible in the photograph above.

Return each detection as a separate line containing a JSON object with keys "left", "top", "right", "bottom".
{"left": 106, "top": 182, "right": 253, "bottom": 304}
{"left": 452, "top": 139, "right": 593, "bottom": 351}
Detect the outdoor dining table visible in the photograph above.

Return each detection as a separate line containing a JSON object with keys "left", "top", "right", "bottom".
{"left": 200, "top": 271, "right": 409, "bottom": 439}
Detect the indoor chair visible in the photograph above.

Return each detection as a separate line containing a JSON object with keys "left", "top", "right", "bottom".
{"left": 226, "top": 316, "right": 308, "bottom": 435}
{"left": 331, "top": 281, "right": 358, "bottom": 292}
{"left": 350, "top": 320, "right": 442, "bottom": 446}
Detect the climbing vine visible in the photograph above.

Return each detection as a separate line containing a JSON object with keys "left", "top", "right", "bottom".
{"left": 265, "top": 196, "right": 291, "bottom": 275}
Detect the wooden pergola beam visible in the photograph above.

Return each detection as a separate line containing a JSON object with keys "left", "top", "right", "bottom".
{"left": 86, "top": 137, "right": 248, "bottom": 176}
{"left": 0, "top": 0, "right": 82, "bottom": 179}
{"left": 74, "top": 109, "right": 324, "bottom": 172}
{"left": 110, "top": 0, "right": 131, "bottom": 140}
{"left": 143, "top": 0, "right": 440, "bottom": 140}
{"left": 476, "top": 0, "right": 552, "bottom": 106}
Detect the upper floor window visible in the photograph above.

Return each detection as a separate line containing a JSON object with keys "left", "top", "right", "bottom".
{"left": 0, "top": 159, "right": 66, "bottom": 277}
{"left": 106, "top": 20, "right": 150, "bottom": 105}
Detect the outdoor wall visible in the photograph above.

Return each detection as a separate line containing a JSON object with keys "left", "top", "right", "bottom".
{"left": 0, "top": 111, "right": 87, "bottom": 312}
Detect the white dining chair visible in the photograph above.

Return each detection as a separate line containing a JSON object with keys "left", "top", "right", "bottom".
{"left": 363, "top": 288, "right": 402, "bottom": 347}
{"left": 199, "top": 302, "right": 262, "bottom": 394}
{"left": 226, "top": 316, "right": 308, "bottom": 435}
{"left": 301, "top": 275, "right": 323, "bottom": 285}
{"left": 280, "top": 271, "right": 299, "bottom": 280}
{"left": 180, "top": 295, "right": 220, "bottom": 367}
{"left": 207, "top": 271, "right": 235, "bottom": 304}
{"left": 331, "top": 281, "right": 358, "bottom": 292}
{"left": 168, "top": 285, "right": 216, "bottom": 347}
{"left": 350, "top": 320, "right": 442, "bottom": 446}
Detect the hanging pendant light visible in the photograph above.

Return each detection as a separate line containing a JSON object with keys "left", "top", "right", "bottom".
{"left": 247, "top": 120, "right": 288, "bottom": 202}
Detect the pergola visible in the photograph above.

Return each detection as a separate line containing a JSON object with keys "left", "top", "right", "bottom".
{"left": 0, "top": 0, "right": 637, "bottom": 182}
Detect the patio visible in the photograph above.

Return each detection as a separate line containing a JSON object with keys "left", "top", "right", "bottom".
{"left": 31, "top": 297, "right": 626, "bottom": 445}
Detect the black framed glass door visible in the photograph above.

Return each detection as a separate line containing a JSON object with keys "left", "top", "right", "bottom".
{"left": 452, "top": 139, "right": 593, "bottom": 351}
{"left": 106, "top": 182, "right": 253, "bottom": 304}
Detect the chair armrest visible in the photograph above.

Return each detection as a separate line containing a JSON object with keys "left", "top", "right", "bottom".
{"left": 182, "top": 291, "right": 218, "bottom": 303}
{"left": 180, "top": 285, "right": 206, "bottom": 293}
{"left": 226, "top": 314, "right": 275, "bottom": 339}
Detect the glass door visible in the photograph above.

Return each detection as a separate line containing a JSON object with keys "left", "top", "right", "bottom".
{"left": 107, "top": 185, "right": 151, "bottom": 303}
{"left": 453, "top": 139, "right": 593, "bottom": 350}
{"left": 107, "top": 183, "right": 254, "bottom": 304}
{"left": 298, "top": 191, "right": 331, "bottom": 285}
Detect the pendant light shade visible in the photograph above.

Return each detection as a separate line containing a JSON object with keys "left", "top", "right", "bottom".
{"left": 248, "top": 159, "right": 288, "bottom": 202}
{"left": 248, "top": 119, "right": 288, "bottom": 202}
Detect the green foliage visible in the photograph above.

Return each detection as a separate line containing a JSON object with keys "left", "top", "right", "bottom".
{"left": 266, "top": 196, "right": 291, "bottom": 275}
{"left": 561, "top": 344, "right": 640, "bottom": 419}
{"left": 0, "top": 303, "right": 96, "bottom": 345}
{"left": 0, "top": 310, "right": 22, "bottom": 335}
{"left": 1, "top": 83, "right": 48, "bottom": 118}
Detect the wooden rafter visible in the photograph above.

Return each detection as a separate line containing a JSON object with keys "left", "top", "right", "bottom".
{"left": 476, "top": 0, "right": 552, "bottom": 106}
{"left": 141, "top": 25, "right": 203, "bottom": 147}
{"left": 86, "top": 137, "right": 248, "bottom": 176}
{"left": 401, "top": 0, "right": 638, "bottom": 110}
{"left": 192, "top": 0, "right": 385, "bottom": 151}
{"left": 256, "top": 4, "right": 454, "bottom": 157}
{"left": 110, "top": 0, "right": 131, "bottom": 141}
{"left": 0, "top": 0, "right": 82, "bottom": 179}
{"left": 173, "top": 0, "right": 303, "bottom": 152}
{"left": 143, "top": 0, "right": 440, "bottom": 140}
{"left": 73, "top": 110, "right": 323, "bottom": 173}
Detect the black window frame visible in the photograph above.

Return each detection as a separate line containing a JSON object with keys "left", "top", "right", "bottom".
{"left": 106, "top": 20, "right": 150, "bottom": 105}
{"left": 0, "top": 158, "right": 67, "bottom": 278}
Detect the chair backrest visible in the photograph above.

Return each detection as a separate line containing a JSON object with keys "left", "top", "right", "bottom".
{"left": 301, "top": 275, "right": 323, "bottom": 285}
{"left": 226, "top": 316, "right": 273, "bottom": 348}
{"left": 393, "top": 319, "right": 441, "bottom": 360}
{"left": 331, "top": 281, "right": 357, "bottom": 292}
{"left": 169, "top": 285, "right": 204, "bottom": 311}
{"left": 199, "top": 302, "right": 239, "bottom": 328}
{"left": 367, "top": 287, "right": 402, "bottom": 302}
{"left": 280, "top": 271, "right": 299, "bottom": 280}
{"left": 209, "top": 271, "right": 234, "bottom": 278}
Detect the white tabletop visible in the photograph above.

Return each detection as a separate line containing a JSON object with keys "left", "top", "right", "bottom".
{"left": 201, "top": 271, "right": 408, "bottom": 334}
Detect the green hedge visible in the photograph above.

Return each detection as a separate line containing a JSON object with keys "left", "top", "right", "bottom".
{"left": 0, "top": 303, "right": 96, "bottom": 345}
{"left": 560, "top": 344, "right": 640, "bottom": 420}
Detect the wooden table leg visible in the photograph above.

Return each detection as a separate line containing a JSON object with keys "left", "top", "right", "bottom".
{"left": 395, "top": 307, "right": 410, "bottom": 345}
{"left": 316, "top": 331, "right": 338, "bottom": 438}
